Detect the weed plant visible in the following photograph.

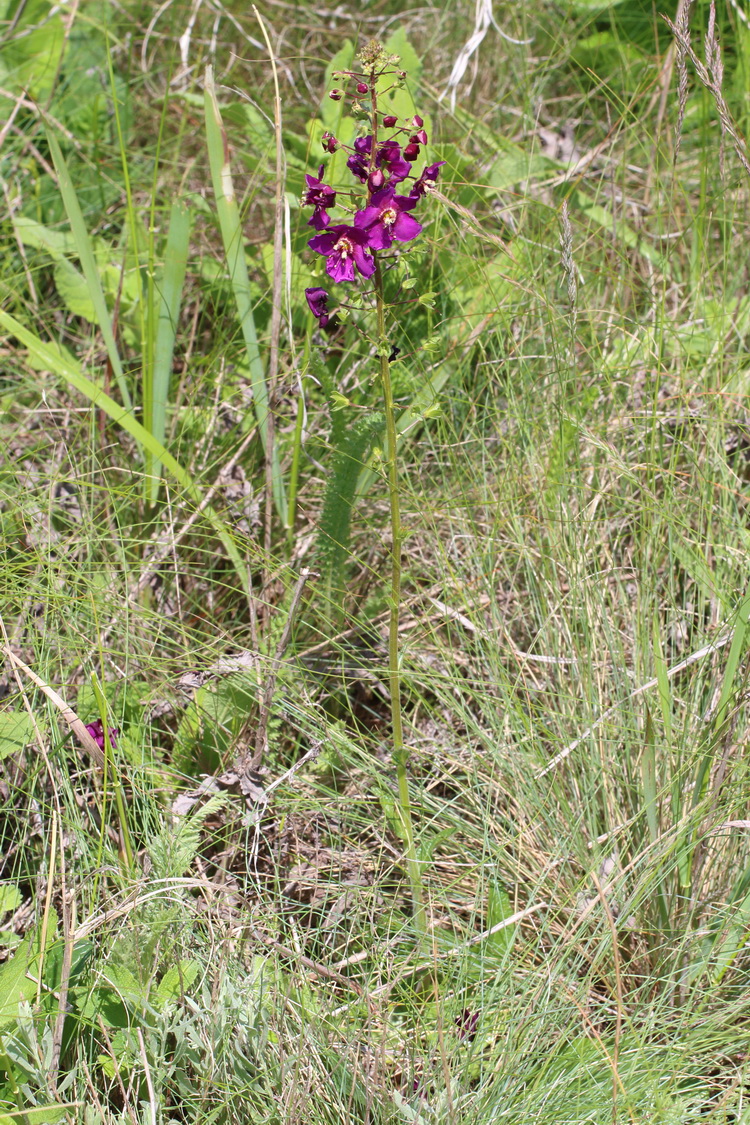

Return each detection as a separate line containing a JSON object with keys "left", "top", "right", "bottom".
{"left": 2, "top": 0, "right": 750, "bottom": 1122}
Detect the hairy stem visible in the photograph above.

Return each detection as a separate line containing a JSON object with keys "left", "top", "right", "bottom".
{"left": 373, "top": 255, "right": 425, "bottom": 933}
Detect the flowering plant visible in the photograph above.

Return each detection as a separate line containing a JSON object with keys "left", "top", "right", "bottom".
{"left": 302, "top": 41, "right": 445, "bottom": 934}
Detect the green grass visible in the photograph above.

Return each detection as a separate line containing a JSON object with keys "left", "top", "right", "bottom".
{"left": 2, "top": 0, "right": 750, "bottom": 1121}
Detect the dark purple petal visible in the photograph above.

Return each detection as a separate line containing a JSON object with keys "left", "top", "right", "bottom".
{"left": 305, "top": 287, "right": 330, "bottom": 326}
{"left": 353, "top": 187, "right": 421, "bottom": 247}
{"left": 403, "top": 143, "right": 420, "bottom": 161}
{"left": 409, "top": 160, "right": 446, "bottom": 199}
{"left": 309, "top": 224, "right": 375, "bottom": 283}
{"left": 327, "top": 254, "right": 355, "bottom": 283}
{"left": 354, "top": 135, "right": 373, "bottom": 155}
{"left": 354, "top": 201, "right": 383, "bottom": 230}
{"left": 391, "top": 212, "right": 422, "bottom": 242}
{"left": 351, "top": 242, "right": 375, "bottom": 278}
{"left": 307, "top": 206, "right": 331, "bottom": 230}
{"left": 85, "top": 720, "right": 118, "bottom": 751}
{"left": 377, "top": 142, "right": 412, "bottom": 184}
{"left": 347, "top": 154, "right": 369, "bottom": 183}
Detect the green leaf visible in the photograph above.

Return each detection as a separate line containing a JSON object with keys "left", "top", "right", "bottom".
{"left": 0, "top": 911, "right": 57, "bottom": 1030}
{"left": 44, "top": 128, "right": 133, "bottom": 414}
{"left": 0, "top": 0, "right": 64, "bottom": 102}
{"left": 0, "top": 1106, "right": 77, "bottom": 1125}
{"left": 0, "top": 885, "right": 22, "bottom": 917}
{"left": 154, "top": 960, "right": 200, "bottom": 1009}
{"left": 52, "top": 259, "right": 97, "bottom": 322}
{"left": 0, "top": 713, "right": 34, "bottom": 760}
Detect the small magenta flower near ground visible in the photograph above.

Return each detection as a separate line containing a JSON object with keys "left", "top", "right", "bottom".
{"left": 85, "top": 719, "right": 118, "bottom": 750}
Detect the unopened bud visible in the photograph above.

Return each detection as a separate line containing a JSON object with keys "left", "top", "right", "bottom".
{"left": 357, "top": 82, "right": 369, "bottom": 95}
{"left": 368, "top": 168, "right": 385, "bottom": 191}
{"left": 382, "top": 115, "right": 398, "bottom": 127}
{"left": 412, "top": 129, "right": 428, "bottom": 145}
{"left": 399, "top": 71, "right": 407, "bottom": 80}
{"left": 403, "top": 143, "right": 419, "bottom": 160}
{"left": 329, "top": 89, "right": 343, "bottom": 101}
{"left": 412, "top": 115, "right": 423, "bottom": 127}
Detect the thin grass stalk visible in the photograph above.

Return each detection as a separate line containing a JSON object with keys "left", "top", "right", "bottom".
{"left": 44, "top": 128, "right": 133, "bottom": 416}
{"left": 90, "top": 672, "right": 135, "bottom": 873}
{"left": 254, "top": 8, "right": 285, "bottom": 549}
{"left": 373, "top": 257, "right": 425, "bottom": 934}
{"left": 150, "top": 201, "right": 191, "bottom": 503}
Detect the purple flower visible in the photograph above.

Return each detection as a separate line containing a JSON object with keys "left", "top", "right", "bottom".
{"left": 409, "top": 161, "right": 446, "bottom": 200}
{"left": 377, "top": 140, "right": 412, "bottom": 184}
{"left": 308, "top": 224, "right": 375, "bottom": 282}
{"left": 305, "top": 286, "right": 331, "bottom": 326}
{"left": 347, "top": 135, "right": 372, "bottom": 183}
{"left": 354, "top": 186, "right": 422, "bottom": 250}
{"left": 302, "top": 165, "right": 336, "bottom": 230}
{"left": 85, "top": 720, "right": 118, "bottom": 751}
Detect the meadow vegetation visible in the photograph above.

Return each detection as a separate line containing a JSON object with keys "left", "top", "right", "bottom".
{"left": 2, "top": 0, "right": 750, "bottom": 1120}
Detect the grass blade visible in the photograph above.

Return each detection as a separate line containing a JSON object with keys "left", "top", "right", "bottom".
{"left": 44, "top": 127, "right": 133, "bottom": 416}
{"left": 203, "top": 64, "right": 287, "bottom": 525}
{"left": 149, "top": 199, "right": 191, "bottom": 503}
{"left": 0, "top": 309, "right": 251, "bottom": 596}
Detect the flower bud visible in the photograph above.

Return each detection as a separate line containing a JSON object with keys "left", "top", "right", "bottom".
{"left": 368, "top": 168, "right": 385, "bottom": 191}
{"left": 412, "top": 115, "right": 423, "bottom": 127}
{"left": 399, "top": 71, "right": 407, "bottom": 80}
{"left": 382, "top": 115, "right": 398, "bottom": 127}
{"left": 322, "top": 132, "right": 339, "bottom": 153}
{"left": 403, "top": 143, "right": 419, "bottom": 160}
{"left": 411, "top": 129, "right": 428, "bottom": 145}
{"left": 357, "top": 82, "right": 369, "bottom": 94}
{"left": 329, "top": 89, "right": 343, "bottom": 101}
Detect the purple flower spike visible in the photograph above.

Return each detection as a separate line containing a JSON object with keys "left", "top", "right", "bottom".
{"left": 308, "top": 224, "right": 375, "bottom": 282}
{"left": 305, "top": 286, "right": 331, "bottom": 327}
{"left": 409, "top": 160, "right": 446, "bottom": 200}
{"left": 302, "top": 165, "right": 336, "bottom": 230}
{"left": 85, "top": 719, "right": 118, "bottom": 751}
{"left": 354, "top": 185, "right": 422, "bottom": 250}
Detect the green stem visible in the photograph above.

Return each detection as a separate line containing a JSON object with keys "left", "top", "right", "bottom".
{"left": 373, "top": 256, "right": 425, "bottom": 934}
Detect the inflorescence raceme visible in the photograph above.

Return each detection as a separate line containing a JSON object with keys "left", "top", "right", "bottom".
{"left": 303, "top": 51, "right": 444, "bottom": 323}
